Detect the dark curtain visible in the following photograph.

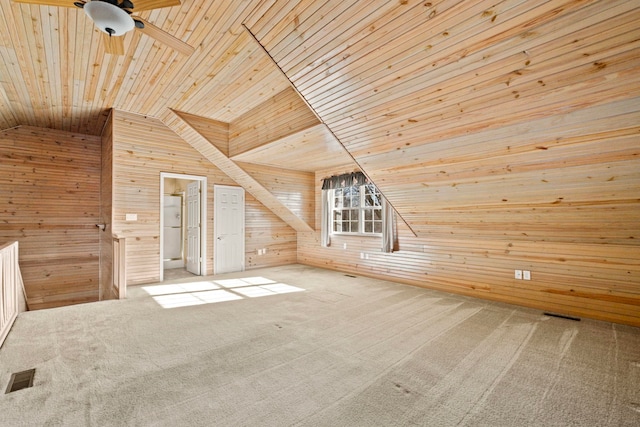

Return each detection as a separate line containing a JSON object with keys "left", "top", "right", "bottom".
{"left": 321, "top": 172, "right": 368, "bottom": 190}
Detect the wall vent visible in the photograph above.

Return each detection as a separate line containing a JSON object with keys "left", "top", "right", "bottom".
{"left": 5, "top": 369, "right": 36, "bottom": 394}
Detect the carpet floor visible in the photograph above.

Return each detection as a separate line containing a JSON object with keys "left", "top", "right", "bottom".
{"left": 0, "top": 264, "right": 639, "bottom": 426}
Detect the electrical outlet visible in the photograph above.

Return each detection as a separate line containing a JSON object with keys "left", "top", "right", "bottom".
{"left": 523, "top": 270, "right": 531, "bottom": 280}
{"left": 343, "top": 243, "right": 347, "bottom": 250}
{"left": 514, "top": 269, "right": 523, "bottom": 280}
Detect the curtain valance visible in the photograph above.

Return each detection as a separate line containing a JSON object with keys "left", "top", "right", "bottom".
{"left": 321, "top": 172, "right": 368, "bottom": 190}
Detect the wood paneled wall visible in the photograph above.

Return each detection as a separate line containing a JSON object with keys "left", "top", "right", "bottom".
{"left": 240, "top": 161, "right": 311, "bottom": 267}
{"left": 299, "top": 102, "right": 640, "bottom": 327}
{"left": 236, "top": 162, "right": 315, "bottom": 227}
{"left": 0, "top": 126, "right": 101, "bottom": 309}
{"left": 109, "top": 110, "right": 298, "bottom": 284}
{"left": 229, "top": 86, "right": 320, "bottom": 157}
{"left": 99, "top": 112, "right": 114, "bottom": 300}
{"left": 247, "top": 1, "right": 640, "bottom": 326}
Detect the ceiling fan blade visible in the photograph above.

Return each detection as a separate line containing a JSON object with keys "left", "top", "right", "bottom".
{"left": 102, "top": 32, "right": 125, "bottom": 55}
{"left": 12, "top": 0, "right": 76, "bottom": 7}
{"left": 133, "top": 17, "right": 194, "bottom": 56}
{"left": 130, "top": 0, "right": 180, "bottom": 12}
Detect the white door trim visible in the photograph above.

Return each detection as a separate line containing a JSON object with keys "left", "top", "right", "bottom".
{"left": 160, "top": 172, "right": 207, "bottom": 281}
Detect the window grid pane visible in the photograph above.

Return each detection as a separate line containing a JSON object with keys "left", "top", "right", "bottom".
{"left": 331, "top": 186, "right": 382, "bottom": 235}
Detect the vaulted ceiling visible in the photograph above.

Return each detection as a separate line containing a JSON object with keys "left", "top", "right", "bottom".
{"left": 2, "top": 0, "right": 639, "bottom": 237}
{"left": 0, "top": 0, "right": 292, "bottom": 134}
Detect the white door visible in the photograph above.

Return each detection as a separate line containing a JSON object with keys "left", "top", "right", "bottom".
{"left": 214, "top": 185, "right": 244, "bottom": 274}
{"left": 186, "top": 181, "right": 201, "bottom": 275}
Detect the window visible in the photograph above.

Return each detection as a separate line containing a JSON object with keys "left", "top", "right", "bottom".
{"left": 331, "top": 183, "right": 382, "bottom": 235}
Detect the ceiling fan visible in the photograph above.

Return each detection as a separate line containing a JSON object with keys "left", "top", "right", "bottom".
{"left": 13, "top": 0, "right": 194, "bottom": 56}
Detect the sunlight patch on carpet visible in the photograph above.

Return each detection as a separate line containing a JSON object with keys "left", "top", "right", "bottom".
{"left": 143, "top": 277, "right": 305, "bottom": 308}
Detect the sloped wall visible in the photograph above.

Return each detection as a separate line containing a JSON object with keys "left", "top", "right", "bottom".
{"left": 247, "top": 1, "right": 640, "bottom": 326}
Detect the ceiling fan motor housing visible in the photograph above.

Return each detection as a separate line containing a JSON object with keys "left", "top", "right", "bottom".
{"left": 83, "top": 0, "right": 135, "bottom": 36}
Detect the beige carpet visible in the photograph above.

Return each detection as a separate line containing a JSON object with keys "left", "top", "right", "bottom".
{"left": 0, "top": 264, "right": 638, "bottom": 426}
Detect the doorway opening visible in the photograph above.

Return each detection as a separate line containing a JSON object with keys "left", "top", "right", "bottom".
{"left": 160, "top": 173, "right": 207, "bottom": 282}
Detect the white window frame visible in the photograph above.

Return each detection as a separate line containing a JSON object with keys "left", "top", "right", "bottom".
{"left": 330, "top": 183, "right": 383, "bottom": 236}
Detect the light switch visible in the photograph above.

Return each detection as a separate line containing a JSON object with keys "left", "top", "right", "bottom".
{"left": 523, "top": 270, "right": 531, "bottom": 280}
{"left": 125, "top": 213, "right": 137, "bottom": 221}
{"left": 515, "top": 270, "right": 523, "bottom": 280}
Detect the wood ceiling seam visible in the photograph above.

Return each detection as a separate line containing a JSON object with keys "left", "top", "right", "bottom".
{"left": 374, "top": 137, "right": 639, "bottom": 188}
{"left": 298, "top": 0, "right": 588, "bottom": 113}
{"left": 277, "top": 0, "right": 393, "bottom": 77}
{"left": 30, "top": 5, "right": 53, "bottom": 128}
{"left": 165, "top": 43, "right": 257, "bottom": 114}
{"left": 115, "top": 12, "right": 163, "bottom": 110}
{"left": 0, "top": 43, "right": 20, "bottom": 126}
{"left": 41, "top": 7, "right": 60, "bottom": 127}
{"left": 72, "top": 7, "right": 92, "bottom": 133}
{"left": 115, "top": 23, "right": 162, "bottom": 109}
{"left": 300, "top": 0, "right": 543, "bottom": 113}
{"left": 322, "top": 2, "right": 638, "bottom": 130}
{"left": 172, "top": 32, "right": 260, "bottom": 114}
{"left": 371, "top": 126, "right": 640, "bottom": 177}
{"left": 282, "top": 0, "right": 428, "bottom": 76}
{"left": 242, "top": 0, "right": 281, "bottom": 30}
{"left": 59, "top": 7, "right": 73, "bottom": 130}
{"left": 259, "top": 0, "right": 339, "bottom": 57}
{"left": 331, "top": 41, "right": 640, "bottom": 149}
{"left": 199, "top": 69, "right": 290, "bottom": 122}
{"left": 285, "top": 1, "right": 438, "bottom": 87}
{"left": 12, "top": 4, "right": 47, "bottom": 127}
{"left": 327, "top": 22, "right": 640, "bottom": 142}
{"left": 260, "top": 0, "right": 326, "bottom": 50}
{"left": 344, "top": 88, "right": 640, "bottom": 158}
{"left": 118, "top": 6, "right": 182, "bottom": 110}
{"left": 337, "top": 51, "right": 640, "bottom": 155}
{"left": 140, "top": 1, "right": 255, "bottom": 117}
{"left": 289, "top": 0, "right": 470, "bottom": 92}
{"left": 120, "top": 6, "right": 208, "bottom": 111}
{"left": 103, "top": 32, "right": 144, "bottom": 110}
{"left": 246, "top": 0, "right": 306, "bottom": 42}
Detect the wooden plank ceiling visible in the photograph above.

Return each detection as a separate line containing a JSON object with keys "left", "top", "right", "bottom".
{"left": 0, "top": 0, "right": 357, "bottom": 172}
{"left": 243, "top": 0, "right": 640, "bottom": 233}
{"left": 1, "top": 0, "right": 638, "bottom": 196}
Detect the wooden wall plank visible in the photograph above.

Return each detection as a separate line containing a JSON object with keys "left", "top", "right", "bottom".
{"left": 0, "top": 126, "right": 101, "bottom": 309}
{"left": 99, "top": 111, "right": 114, "bottom": 300}
{"left": 296, "top": 95, "right": 640, "bottom": 327}
{"left": 249, "top": 1, "right": 640, "bottom": 326}
{"left": 236, "top": 162, "right": 315, "bottom": 227}
{"left": 229, "top": 86, "right": 320, "bottom": 157}
{"left": 231, "top": 123, "right": 355, "bottom": 172}
{"left": 161, "top": 108, "right": 314, "bottom": 232}
{"left": 110, "top": 110, "right": 299, "bottom": 284}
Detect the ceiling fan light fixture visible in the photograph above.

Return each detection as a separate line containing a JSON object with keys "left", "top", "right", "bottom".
{"left": 84, "top": 1, "right": 134, "bottom": 37}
